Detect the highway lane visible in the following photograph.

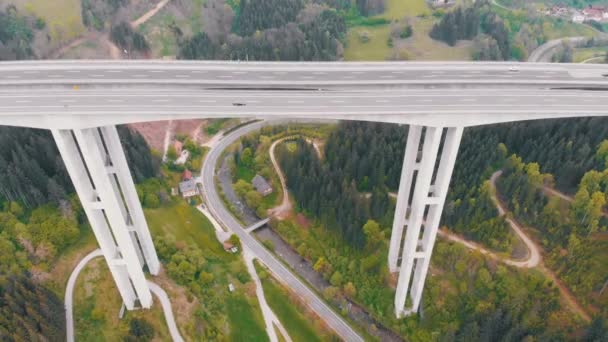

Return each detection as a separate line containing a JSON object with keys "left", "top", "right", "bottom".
{"left": 1, "top": 61, "right": 607, "bottom": 88}
{"left": 0, "top": 60, "right": 607, "bottom": 129}
{"left": 201, "top": 119, "right": 364, "bottom": 342}
{"left": 1, "top": 88, "right": 607, "bottom": 129}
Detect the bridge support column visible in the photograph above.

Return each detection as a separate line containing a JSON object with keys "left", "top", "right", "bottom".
{"left": 52, "top": 126, "right": 160, "bottom": 310}
{"left": 389, "top": 125, "right": 463, "bottom": 318}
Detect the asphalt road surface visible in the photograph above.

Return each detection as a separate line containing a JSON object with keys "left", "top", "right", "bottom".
{"left": 201, "top": 119, "right": 364, "bottom": 342}
{"left": 0, "top": 61, "right": 607, "bottom": 129}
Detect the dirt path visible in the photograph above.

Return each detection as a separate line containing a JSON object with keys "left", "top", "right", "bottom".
{"left": 542, "top": 184, "right": 608, "bottom": 218}
{"left": 489, "top": 171, "right": 542, "bottom": 268}
{"left": 268, "top": 137, "right": 293, "bottom": 220}
{"left": 54, "top": 0, "right": 168, "bottom": 59}
{"left": 268, "top": 136, "right": 322, "bottom": 219}
{"left": 49, "top": 32, "right": 99, "bottom": 59}
{"left": 101, "top": 35, "right": 122, "bottom": 59}
{"left": 131, "top": 0, "right": 171, "bottom": 28}
{"left": 475, "top": 170, "right": 590, "bottom": 321}
{"left": 162, "top": 120, "right": 174, "bottom": 161}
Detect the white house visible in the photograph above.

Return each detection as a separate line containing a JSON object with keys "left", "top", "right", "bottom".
{"left": 572, "top": 12, "right": 585, "bottom": 23}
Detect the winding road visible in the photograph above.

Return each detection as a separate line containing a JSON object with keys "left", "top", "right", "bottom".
{"left": 446, "top": 170, "right": 591, "bottom": 322}
{"left": 262, "top": 125, "right": 591, "bottom": 324}
{"left": 65, "top": 249, "right": 185, "bottom": 342}
{"left": 201, "top": 119, "right": 364, "bottom": 342}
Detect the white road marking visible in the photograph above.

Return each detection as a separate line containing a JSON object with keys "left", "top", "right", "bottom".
{"left": 332, "top": 100, "right": 345, "bottom": 103}
{"left": 7, "top": 75, "right": 20, "bottom": 79}
{"left": 153, "top": 99, "right": 169, "bottom": 102}
{"left": 67, "top": 70, "right": 81, "bottom": 73}
{"left": 23, "top": 70, "right": 39, "bottom": 74}
{"left": 61, "top": 99, "right": 76, "bottom": 103}
{"left": 199, "top": 100, "right": 217, "bottom": 103}
{"left": 150, "top": 70, "right": 164, "bottom": 73}
{"left": 91, "top": 74, "right": 105, "bottom": 77}
{"left": 49, "top": 75, "right": 63, "bottom": 78}
{"left": 107, "top": 70, "right": 122, "bottom": 73}
{"left": 380, "top": 75, "right": 394, "bottom": 79}
{"left": 288, "top": 100, "right": 303, "bottom": 104}
{"left": 133, "top": 74, "right": 148, "bottom": 78}
{"left": 219, "top": 75, "right": 234, "bottom": 78}
{"left": 176, "top": 75, "right": 189, "bottom": 78}
{"left": 108, "top": 99, "right": 124, "bottom": 103}
{"left": 15, "top": 100, "right": 30, "bottom": 103}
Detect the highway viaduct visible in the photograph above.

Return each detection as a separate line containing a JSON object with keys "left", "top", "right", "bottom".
{"left": 1, "top": 60, "right": 607, "bottom": 333}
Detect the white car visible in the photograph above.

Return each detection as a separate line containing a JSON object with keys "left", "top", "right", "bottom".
{"left": 508, "top": 65, "right": 519, "bottom": 72}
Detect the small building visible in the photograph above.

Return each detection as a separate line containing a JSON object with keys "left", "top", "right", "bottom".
{"left": 175, "top": 149, "right": 190, "bottom": 165}
{"left": 228, "top": 283, "right": 235, "bottom": 292}
{"left": 252, "top": 174, "right": 273, "bottom": 196}
{"left": 183, "top": 169, "right": 193, "bottom": 181}
{"left": 223, "top": 241, "right": 239, "bottom": 254}
{"left": 572, "top": 12, "right": 585, "bottom": 23}
{"left": 179, "top": 179, "right": 199, "bottom": 198}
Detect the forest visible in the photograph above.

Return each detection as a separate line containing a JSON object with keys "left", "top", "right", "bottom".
{"left": 496, "top": 149, "right": 608, "bottom": 314}
{"left": 0, "top": 6, "right": 42, "bottom": 60}
{"left": 0, "top": 125, "right": 159, "bottom": 341}
{"left": 0, "top": 126, "right": 160, "bottom": 208}
{"left": 178, "top": 0, "right": 347, "bottom": 61}
{"left": 277, "top": 118, "right": 608, "bottom": 250}
{"left": 274, "top": 118, "right": 608, "bottom": 332}
{"left": 430, "top": 0, "right": 511, "bottom": 60}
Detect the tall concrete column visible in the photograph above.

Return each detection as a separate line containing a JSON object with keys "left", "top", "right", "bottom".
{"left": 52, "top": 126, "right": 159, "bottom": 309}
{"left": 390, "top": 126, "right": 463, "bottom": 318}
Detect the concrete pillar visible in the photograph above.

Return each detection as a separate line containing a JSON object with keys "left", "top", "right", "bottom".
{"left": 390, "top": 126, "right": 463, "bottom": 318}
{"left": 388, "top": 125, "right": 422, "bottom": 272}
{"left": 52, "top": 126, "right": 158, "bottom": 309}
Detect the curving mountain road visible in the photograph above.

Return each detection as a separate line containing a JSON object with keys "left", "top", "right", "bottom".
{"left": 66, "top": 249, "right": 185, "bottom": 342}
{"left": 65, "top": 249, "right": 103, "bottom": 342}
{"left": 489, "top": 171, "right": 542, "bottom": 268}
{"left": 201, "top": 119, "right": 364, "bottom": 342}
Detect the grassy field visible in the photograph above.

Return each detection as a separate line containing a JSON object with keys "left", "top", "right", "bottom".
{"left": 145, "top": 201, "right": 269, "bottom": 340}
{"left": 344, "top": 17, "right": 472, "bottom": 61}
{"left": 18, "top": 0, "right": 85, "bottom": 45}
{"left": 344, "top": 0, "right": 472, "bottom": 61}
{"left": 574, "top": 47, "right": 607, "bottom": 63}
{"left": 383, "top": 0, "right": 431, "bottom": 19}
{"left": 345, "top": 25, "right": 393, "bottom": 61}
{"left": 139, "top": 0, "right": 206, "bottom": 58}
{"left": 254, "top": 261, "right": 336, "bottom": 342}
{"left": 226, "top": 294, "right": 270, "bottom": 342}
{"left": 139, "top": 11, "right": 181, "bottom": 58}
{"left": 43, "top": 227, "right": 97, "bottom": 297}
{"left": 73, "top": 258, "right": 171, "bottom": 341}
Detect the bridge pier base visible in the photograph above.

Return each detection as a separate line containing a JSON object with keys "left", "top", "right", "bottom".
{"left": 389, "top": 125, "right": 463, "bottom": 318}
{"left": 52, "top": 126, "right": 159, "bottom": 310}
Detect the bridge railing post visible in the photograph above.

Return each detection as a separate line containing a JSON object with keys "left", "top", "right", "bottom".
{"left": 390, "top": 125, "right": 463, "bottom": 318}
{"left": 52, "top": 126, "right": 158, "bottom": 309}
